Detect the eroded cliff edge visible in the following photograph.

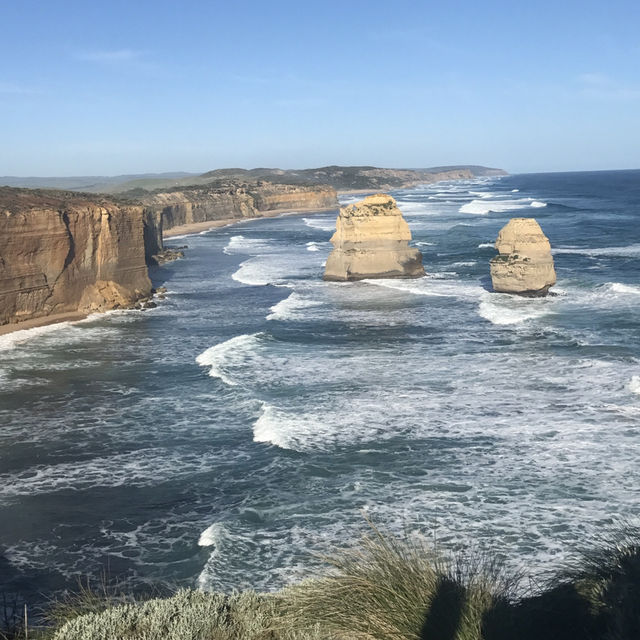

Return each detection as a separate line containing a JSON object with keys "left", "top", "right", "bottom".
{"left": 0, "top": 187, "right": 152, "bottom": 328}
{"left": 0, "top": 182, "right": 338, "bottom": 329}
{"left": 138, "top": 181, "right": 338, "bottom": 257}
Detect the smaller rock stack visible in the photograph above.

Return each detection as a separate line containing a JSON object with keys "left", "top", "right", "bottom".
{"left": 490, "top": 218, "right": 556, "bottom": 296}
{"left": 323, "top": 194, "right": 425, "bottom": 281}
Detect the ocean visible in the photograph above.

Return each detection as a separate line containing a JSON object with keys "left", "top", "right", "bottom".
{"left": 1, "top": 169, "right": 640, "bottom": 605}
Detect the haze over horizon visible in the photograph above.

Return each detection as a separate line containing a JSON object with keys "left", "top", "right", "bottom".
{"left": 2, "top": 0, "right": 639, "bottom": 176}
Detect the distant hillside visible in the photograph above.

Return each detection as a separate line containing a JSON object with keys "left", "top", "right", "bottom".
{"left": 0, "top": 172, "right": 195, "bottom": 193}
{"left": 197, "top": 165, "right": 507, "bottom": 191}
{"left": 0, "top": 165, "right": 506, "bottom": 195}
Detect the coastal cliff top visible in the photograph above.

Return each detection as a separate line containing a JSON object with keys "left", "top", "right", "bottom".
{"left": 1, "top": 165, "right": 507, "bottom": 195}
{"left": 0, "top": 186, "right": 119, "bottom": 214}
{"left": 340, "top": 194, "right": 401, "bottom": 217}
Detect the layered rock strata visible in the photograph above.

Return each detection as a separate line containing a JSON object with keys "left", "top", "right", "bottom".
{"left": 0, "top": 188, "right": 151, "bottom": 327}
{"left": 323, "top": 194, "right": 425, "bottom": 281}
{"left": 489, "top": 217, "right": 556, "bottom": 296}
{"left": 138, "top": 181, "right": 338, "bottom": 255}
{"left": 0, "top": 182, "right": 337, "bottom": 329}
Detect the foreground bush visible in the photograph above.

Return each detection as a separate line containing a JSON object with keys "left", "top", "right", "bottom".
{"left": 36, "top": 526, "right": 640, "bottom": 639}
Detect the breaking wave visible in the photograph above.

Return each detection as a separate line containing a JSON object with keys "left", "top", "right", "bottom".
{"left": 196, "top": 333, "right": 262, "bottom": 386}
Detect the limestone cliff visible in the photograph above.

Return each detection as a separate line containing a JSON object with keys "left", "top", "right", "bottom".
{"left": 0, "top": 188, "right": 151, "bottom": 328}
{"left": 489, "top": 218, "right": 556, "bottom": 296}
{"left": 137, "top": 181, "right": 337, "bottom": 256}
{"left": 323, "top": 194, "right": 425, "bottom": 281}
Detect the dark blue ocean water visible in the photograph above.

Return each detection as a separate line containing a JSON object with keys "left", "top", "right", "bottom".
{"left": 1, "top": 170, "right": 640, "bottom": 605}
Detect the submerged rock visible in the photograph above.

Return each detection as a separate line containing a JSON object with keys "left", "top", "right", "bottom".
{"left": 323, "top": 194, "right": 425, "bottom": 281}
{"left": 490, "top": 218, "right": 556, "bottom": 296}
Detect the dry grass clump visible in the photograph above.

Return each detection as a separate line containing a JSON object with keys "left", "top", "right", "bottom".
{"left": 7, "top": 523, "right": 640, "bottom": 640}
{"left": 277, "top": 524, "right": 513, "bottom": 640}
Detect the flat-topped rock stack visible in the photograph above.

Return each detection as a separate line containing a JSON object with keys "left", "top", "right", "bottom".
{"left": 490, "top": 218, "right": 556, "bottom": 296}
{"left": 323, "top": 194, "right": 425, "bottom": 281}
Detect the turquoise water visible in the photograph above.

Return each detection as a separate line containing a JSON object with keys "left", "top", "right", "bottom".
{"left": 1, "top": 170, "right": 640, "bottom": 604}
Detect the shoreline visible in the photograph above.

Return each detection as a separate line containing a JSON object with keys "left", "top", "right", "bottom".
{"left": 163, "top": 205, "right": 336, "bottom": 239}
{"left": 1, "top": 205, "right": 337, "bottom": 337}
{"left": 0, "top": 311, "right": 89, "bottom": 338}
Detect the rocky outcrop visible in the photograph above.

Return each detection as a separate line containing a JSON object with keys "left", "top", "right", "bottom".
{"left": 489, "top": 218, "right": 556, "bottom": 296}
{"left": 323, "top": 194, "right": 425, "bottom": 281}
{"left": 0, "top": 188, "right": 151, "bottom": 328}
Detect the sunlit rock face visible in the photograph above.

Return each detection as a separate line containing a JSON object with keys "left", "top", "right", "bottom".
{"left": 323, "top": 194, "right": 425, "bottom": 281}
{"left": 0, "top": 188, "right": 152, "bottom": 328}
{"left": 490, "top": 217, "right": 556, "bottom": 296}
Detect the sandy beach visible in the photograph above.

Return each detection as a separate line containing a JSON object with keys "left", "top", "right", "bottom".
{"left": 163, "top": 205, "right": 336, "bottom": 239}
{"left": 0, "top": 311, "right": 89, "bottom": 338}
{"left": 1, "top": 205, "right": 337, "bottom": 337}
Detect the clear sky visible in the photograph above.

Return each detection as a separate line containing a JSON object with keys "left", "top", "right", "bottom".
{"left": 1, "top": 0, "right": 639, "bottom": 176}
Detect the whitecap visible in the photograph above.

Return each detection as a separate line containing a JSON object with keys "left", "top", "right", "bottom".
{"left": 553, "top": 244, "right": 640, "bottom": 258}
{"left": 460, "top": 197, "right": 538, "bottom": 215}
{"left": 478, "top": 242, "right": 495, "bottom": 249}
{"left": 629, "top": 377, "right": 640, "bottom": 395}
{"left": 306, "top": 241, "right": 321, "bottom": 252}
{"left": 195, "top": 333, "right": 262, "bottom": 386}
{"left": 0, "top": 321, "right": 74, "bottom": 352}
{"left": 512, "top": 189, "right": 520, "bottom": 192}
{"left": 223, "top": 235, "right": 274, "bottom": 255}
{"left": 608, "top": 282, "right": 640, "bottom": 295}
{"left": 478, "top": 293, "right": 553, "bottom": 325}
{"left": 267, "top": 292, "right": 322, "bottom": 321}
{"left": 302, "top": 217, "right": 335, "bottom": 232}
{"left": 231, "top": 258, "right": 274, "bottom": 286}
{"left": 530, "top": 201, "right": 547, "bottom": 208}
{"left": 198, "top": 522, "right": 228, "bottom": 547}
{"left": 253, "top": 403, "right": 295, "bottom": 449}
{"left": 363, "top": 277, "right": 483, "bottom": 300}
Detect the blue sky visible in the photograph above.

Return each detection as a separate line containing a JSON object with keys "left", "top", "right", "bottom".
{"left": 1, "top": 0, "right": 639, "bottom": 175}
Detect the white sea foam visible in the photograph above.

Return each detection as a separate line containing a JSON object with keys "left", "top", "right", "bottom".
{"left": 512, "top": 189, "right": 520, "bottom": 192}
{"left": 253, "top": 404, "right": 294, "bottom": 449}
{"left": 302, "top": 217, "right": 335, "bottom": 232}
{"left": 608, "top": 282, "right": 640, "bottom": 295}
{"left": 363, "top": 277, "right": 483, "bottom": 300}
{"left": 196, "top": 333, "right": 262, "bottom": 386}
{"left": 629, "top": 377, "right": 640, "bottom": 395}
{"left": 460, "top": 197, "right": 547, "bottom": 215}
{"left": 478, "top": 294, "right": 553, "bottom": 325}
{"left": 0, "top": 448, "right": 232, "bottom": 502}
{"left": 231, "top": 258, "right": 276, "bottom": 286}
{"left": 198, "top": 522, "right": 228, "bottom": 547}
{"left": 267, "top": 292, "right": 322, "bottom": 321}
{"left": 223, "top": 235, "right": 275, "bottom": 255}
{"left": 415, "top": 241, "right": 435, "bottom": 246}
{"left": 478, "top": 242, "right": 495, "bottom": 249}
{"left": 0, "top": 322, "right": 74, "bottom": 352}
{"left": 553, "top": 244, "right": 640, "bottom": 258}
{"left": 306, "top": 242, "right": 321, "bottom": 252}
{"left": 469, "top": 191, "right": 495, "bottom": 199}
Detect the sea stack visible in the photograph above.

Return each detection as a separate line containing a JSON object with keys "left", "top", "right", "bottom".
{"left": 323, "top": 194, "right": 425, "bottom": 281}
{"left": 489, "top": 218, "right": 556, "bottom": 296}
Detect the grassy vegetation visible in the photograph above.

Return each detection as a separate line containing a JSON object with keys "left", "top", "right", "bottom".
{"left": 4, "top": 525, "right": 640, "bottom": 639}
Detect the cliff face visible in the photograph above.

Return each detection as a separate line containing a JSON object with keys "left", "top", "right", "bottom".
{"left": 0, "top": 188, "right": 151, "bottom": 327}
{"left": 324, "top": 194, "right": 425, "bottom": 281}
{"left": 138, "top": 182, "right": 337, "bottom": 255}
{"left": 489, "top": 218, "right": 556, "bottom": 296}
